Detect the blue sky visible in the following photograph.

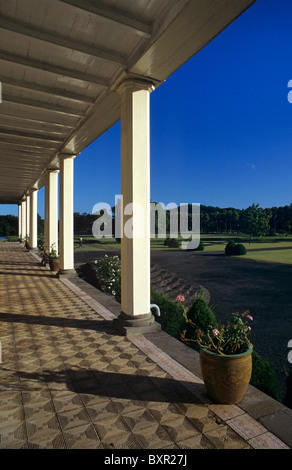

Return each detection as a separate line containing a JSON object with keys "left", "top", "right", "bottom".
{"left": 1, "top": 0, "right": 292, "bottom": 219}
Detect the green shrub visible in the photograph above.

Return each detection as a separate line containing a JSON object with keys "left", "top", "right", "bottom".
{"left": 183, "top": 294, "right": 218, "bottom": 351}
{"left": 250, "top": 351, "right": 279, "bottom": 400}
{"left": 225, "top": 240, "right": 236, "bottom": 255}
{"left": 225, "top": 241, "right": 246, "bottom": 255}
{"left": 93, "top": 255, "right": 121, "bottom": 303}
{"left": 77, "top": 263, "right": 103, "bottom": 291}
{"left": 233, "top": 243, "right": 247, "bottom": 255}
{"left": 164, "top": 238, "right": 180, "bottom": 248}
{"left": 151, "top": 288, "right": 184, "bottom": 339}
{"left": 193, "top": 240, "right": 204, "bottom": 251}
{"left": 5, "top": 235, "right": 19, "bottom": 242}
{"left": 284, "top": 369, "right": 292, "bottom": 409}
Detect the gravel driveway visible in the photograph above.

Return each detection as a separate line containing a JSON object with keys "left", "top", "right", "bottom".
{"left": 75, "top": 248, "right": 292, "bottom": 401}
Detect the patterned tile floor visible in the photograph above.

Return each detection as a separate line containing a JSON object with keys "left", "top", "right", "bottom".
{"left": 0, "top": 243, "right": 289, "bottom": 449}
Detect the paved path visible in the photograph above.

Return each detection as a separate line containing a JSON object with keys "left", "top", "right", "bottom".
{"left": 0, "top": 243, "right": 289, "bottom": 449}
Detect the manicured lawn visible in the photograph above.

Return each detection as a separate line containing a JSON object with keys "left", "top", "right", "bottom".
{"left": 200, "top": 236, "right": 292, "bottom": 264}
{"left": 203, "top": 240, "right": 292, "bottom": 252}
{"left": 73, "top": 234, "right": 292, "bottom": 264}
{"left": 243, "top": 249, "right": 292, "bottom": 264}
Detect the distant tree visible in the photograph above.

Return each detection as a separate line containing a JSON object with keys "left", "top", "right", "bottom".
{"left": 0, "top": 215, "right": 18, "bottom": 236}
{"left": 241, "top": 204, "right": 271, "bottom": 241}
{"left": 37, "top": 214, "right": 44, "bottom": 235}
{"left": 74, "top": 212, "right": 97, "bottom": 234}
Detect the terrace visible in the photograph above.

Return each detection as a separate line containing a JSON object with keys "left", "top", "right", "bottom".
{"left": 0, "top": 0, "right": 291, "bottom": 450}
{"left": 0, "top": 241, "right": 291, "bottom": 449}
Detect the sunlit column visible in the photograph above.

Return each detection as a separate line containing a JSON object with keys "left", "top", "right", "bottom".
{"left": 18, "top": 203, "right": 22, "bottom": 241}
{"left": 21, "top": 198, "right": 26, "bottom": 242}
{"left": 59, "top": 154, "right": 76, "bottom": 277}
{"left": 29, "top": 189, "right": 38, "bottom": 250}
{"left": 44, "top": 170, "right": 59, "bottom": 254}
{"left": 26, "top": 194, "right": 30, "bottom": 242}
{"left": 113, "top": 78, "right": 160, "bottom": 335}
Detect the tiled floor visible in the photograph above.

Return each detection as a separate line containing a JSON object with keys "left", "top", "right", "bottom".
{"left": 0, "top": 243, "right": 289, "bottom": 449}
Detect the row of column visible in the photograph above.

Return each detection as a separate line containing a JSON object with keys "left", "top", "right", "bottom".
{"left": 18, "top": 154, "right": 75, "bottom": 276}
{"left": 18, "top": 189, "right": 38, "bottom": 249}
{"left": 18, "top": 78, "right": 160, "bottom": 335}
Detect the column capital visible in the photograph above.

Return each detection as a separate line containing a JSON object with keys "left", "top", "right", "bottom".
{"left": 115, "top": 77, "right": 155, "bottom": 96}
{"left": 58, "top": 153, "right": 76, "bottom": 161}
{"left": 45, "top": 168, "right": 59, "bottom": 174}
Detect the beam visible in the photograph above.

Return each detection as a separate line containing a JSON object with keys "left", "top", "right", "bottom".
{"left": 0, "top": 50, "right": 109, "bottom": 87}
{"left": 0, "top": 15, "right": 127, "bottom": 65}
{"left": 0, "top": 115, "right": 75, "bottom": 132}
{"left": 60, "top": 0, "right": 152, "bottom": 37}
{"left": 1, "top": 148, "right": 51, "bottom": 159}
{"left": 1, "top": 75, "right": 95, "bottom": 105}
{"left": 0, "top": 137, "right": 58, "bottom": 150}
{"left": 0, "top": 128, "right": 64, "bottom": 143}
{"left": 0, "top": 145, "right": 54, "bottom": 156}
{"left": 0, "top": 161, "right": 44, "bottom": 169}
{"left": 0, "top": 159, "right": 41, "bottom": 167}
{"left": 0, "top": 123, "right": 68, "bottom": 139}
{"left": 4, "top": 95, "right": 85, "bottom": 118}
{"left": 0, "top": 106, "right": 79, "bottom": 126}
{"left": 0, "top": 172, "right": 33, "bottom": 178}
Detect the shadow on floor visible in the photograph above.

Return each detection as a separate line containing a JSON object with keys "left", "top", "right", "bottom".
{"left": 13, "top": 367, "right": 204, "bottom": 404}
{"left": 0, "top": 271, "right": 56, "bottom": 278}
{"left": 0, "top": 311, "right": 117, "bottom": 335}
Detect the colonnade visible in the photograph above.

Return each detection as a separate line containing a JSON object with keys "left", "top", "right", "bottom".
{"left": 18, "top": 154, "right": 76, "bottom": 278}
{"left": 17, "top": 78, "right": 160, "bottom": 335}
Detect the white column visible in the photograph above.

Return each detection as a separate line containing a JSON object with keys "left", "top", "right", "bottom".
{"left": 26, "top": 194, "right": 30, "bottom": 242}
{"left": 44, "top": 170, "right": 59, "bottom": 254}
{"left": 59, "top": 154, "right": 76, "bottom": 277}
{"left": 18, "top": 203, "right": 22, "bottom": 241}
{"left": 29, "top": 189, "right": 38, "bottom": 249}
{"left": 113, "top": 78, "right": 160, "bottom": 335}
{"left": 21, "top": 199, "right": 26, "bottom": 242}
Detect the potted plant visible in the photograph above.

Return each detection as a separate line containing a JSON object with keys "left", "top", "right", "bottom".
{"left": 38, "top": 243, "right": 49, "bottom": 266}
{"left": 25, "top": 235, "right": 30, "bottom": 250}
{"left": 179, "top": 295, "right": 253, "bottom": 404}
{"left": 48, "top": 243, "right": 60, "bottom": 272}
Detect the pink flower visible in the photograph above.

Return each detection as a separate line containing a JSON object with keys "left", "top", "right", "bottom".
{"left": 212, "top": 329, "right": 219, "bottom": 336}
{"left": 176, "top": 295, "right": 185, "bottom": 302}
{"left": 246, "top": 315, "right": 253, "bottom": 321}
{"left": 247, "top": 326, "right": 252, "bottom": 331}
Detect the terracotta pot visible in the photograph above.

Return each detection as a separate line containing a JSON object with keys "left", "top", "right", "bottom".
{"left": 49, "top": 258, "right": 60, "bottom": 272}
{"left": 200, "top": 346, "right": 253, "bottom": 404}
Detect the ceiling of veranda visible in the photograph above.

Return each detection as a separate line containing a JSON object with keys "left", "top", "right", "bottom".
{"left": 0, "top": 0, "right": 256, "bottom": 204}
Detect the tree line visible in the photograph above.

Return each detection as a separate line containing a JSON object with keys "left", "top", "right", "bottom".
{"left": 198, "top": 203, "right": 292, "bottom": 236}
{"left": 0, "top": 214, "right": 44, "bottom": 237}
{"left": 1, "top": 203, "right": 292, "bottom": 237}
{"left": 76, "top": 203, "right": 292, "bottom": 238}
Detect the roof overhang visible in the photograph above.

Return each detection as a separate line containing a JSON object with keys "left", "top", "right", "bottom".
{"left": 0, "top": 0, "right": 256, "bottom": 204}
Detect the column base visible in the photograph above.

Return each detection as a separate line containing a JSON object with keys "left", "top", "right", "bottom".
{"left": 28, "top": 247, "right": 38, "bottom": 253}
{"left": 113, "top": 311, "right": 161, "bottom": 336}
{"left": 57, "top": 269, "right": 78, "bottom": 279}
